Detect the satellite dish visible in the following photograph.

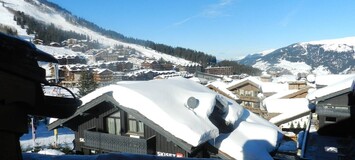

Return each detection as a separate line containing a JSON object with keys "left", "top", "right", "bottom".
{"left": 186, "top": 97, "right": 199, "bottom": 110}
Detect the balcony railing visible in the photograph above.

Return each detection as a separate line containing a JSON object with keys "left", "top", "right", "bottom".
{"left": 84, "top": 130, "right": 147, "bottom": 154}
{"left": 238, "top": 95, "right": 259, "bottom": 102}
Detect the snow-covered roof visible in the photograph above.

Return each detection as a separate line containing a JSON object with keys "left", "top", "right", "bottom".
{"left": 307, "top": 76, "right": 355, "bottom": 101}
{"left": 51, "top": 77, "right": 281, "bottom": 159}
{"left": 264, "top": 98, "right": 309, "bottom": 113}
{"left": 265, "top": 98, "right": 312, "bottom": 126}
{"left": 227, "top": 77, "right": 263, "bottom": 90}
{"left": 314, "top": 74, "right": 355, "bottom": 87}
{"left": 206, "top": 80, "right": 239, "bottom": 100}
{"left": 261, "top": 82, "right": 289, "bottom": 93}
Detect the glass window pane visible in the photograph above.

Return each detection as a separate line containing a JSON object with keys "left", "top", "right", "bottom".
{"left": 138, "top": 121, "right": 144, "bottom": 133}
{"left": 115, "top": 119, "right": 121, "bottom": 135}
{"left": 107, "top": 118, "right": 115, "bottom": 134}
{"left": 129, "top": 120, "right": 137, "bottom": 132}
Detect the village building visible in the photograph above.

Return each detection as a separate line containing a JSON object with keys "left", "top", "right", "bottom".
{"left": 194, "top": 71, "right": 222, "bottom": 82}
{"left": 227, "top": 77, "right": 263, "bottom": 113}
{"left": 48, "top": 78, "right": 282, "bottom": 159}
{"left": 308, "top": 75, "right": 355, "bottom": 136}
{"left": 55, "top": 55, "right": 86, "bottom": 65}
{"left": 95, "top": 50, "right": 118, "bottom": 62}
{"left": 176, "top": 64, "right": 202, "bottom": 74}
{"left": 205, "top": 66, "right": 233, "bottom": 76}
{"left": 93, "top": 68, "right": 114, "bottom": 87}
{"left": 301, "top": 75, "right": 355, "bottom": 159}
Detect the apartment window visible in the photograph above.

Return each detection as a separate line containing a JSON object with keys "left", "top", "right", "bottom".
{"left": 128, "top": 115, "right": 144, "bottom": 135}
{"left": 106, "top": 111, "right": 121, "bottom": 135}
{"left": 239, "top": 89, "right": 244, "bottom": 96}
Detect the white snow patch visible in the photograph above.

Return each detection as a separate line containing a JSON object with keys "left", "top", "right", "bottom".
{"left": 275, "top": 60, "right": 312, "bottom": 75}
{"left": 312, "top": 65, "right": 331, "bottom": 76}
{"left": 253, "top": 60, "right": 271, "bottom": 70}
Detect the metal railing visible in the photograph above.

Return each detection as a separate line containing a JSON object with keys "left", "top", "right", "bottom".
{"left": 84, "top": 130, "right": 147, "bottom": 154}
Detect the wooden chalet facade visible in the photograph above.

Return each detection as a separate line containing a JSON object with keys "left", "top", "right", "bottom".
{"left": 48, "top": 93, "right": 216, "bottom": 158}
{"left": 93, "top": 69, "right": 114, "bottom": 86}
{"left": 227, "top": 78, "right": 261, "bottom": 110}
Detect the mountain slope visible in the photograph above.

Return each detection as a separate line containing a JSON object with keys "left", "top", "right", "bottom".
{"left": 0, "top": 0, "right": 205, "bottom": 66}
{"left": 239, "top": 37, "right": 355, "bottom": 75}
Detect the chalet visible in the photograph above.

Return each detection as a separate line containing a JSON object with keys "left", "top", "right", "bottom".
{"left": 59, "top": 65, "right": 89, "bottom": 87}
{"left": 288, "top": 81, "right": 307, "bottom": 90}
{"left": 227, "top": 77, "right": 262, "bottom": 112}
{"left": 93, "top": 69, "right": 114, "bottom": 86}
{"left": 141, "top": 61, "right": 162, "bottom": 70}
{"left": 48, "top": 78, "right": 282, "bottom": 159}
{"left": 308, "top": 76, "right": 355, "bottom": 137}
{"left": 116, "top": 61, "right": 133, "bottom": 72}
{"left": 56, "top": 55, "right": 86, "bottom": 65}
{"left": 71, "top": 44, "right": 84, "bottom": 52}
{"left": 95, "top": 50, "right": 118, "bottom": 62}
{"left": 176, "top": 64, "right": 202, "bottom": 74}
{"left": 301, "top": 75, "right": 355, "bottom": 160}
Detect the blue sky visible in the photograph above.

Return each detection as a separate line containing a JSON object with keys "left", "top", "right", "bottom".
{"left": 48, "top": 0, "right": 355, "bottom": 59}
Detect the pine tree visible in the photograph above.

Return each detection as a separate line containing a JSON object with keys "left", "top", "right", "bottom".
{"left": 78, "top": 71, "right": 98, "bottom": 97}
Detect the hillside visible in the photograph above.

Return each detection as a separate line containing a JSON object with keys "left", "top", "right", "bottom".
{"left": 238, "top": 37, "right": 355, "bottom": 75}
{"left": 0, "top": 0, "right": 215, "bottom": 67}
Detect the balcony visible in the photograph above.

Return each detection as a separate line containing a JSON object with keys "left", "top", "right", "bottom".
{"left": 84, "top": 130, "right": 147, "bottom": 154}
{"left": 238, "top": 95, "right": 259, "bottom": 102}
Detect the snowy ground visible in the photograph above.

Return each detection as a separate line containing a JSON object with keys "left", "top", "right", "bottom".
{"left": 20, "top": 120, "right": 75, "bottom": 152}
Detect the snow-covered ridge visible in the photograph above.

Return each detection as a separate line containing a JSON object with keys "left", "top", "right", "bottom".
{"left": 2, "top": 0, "right": 198, "bottom": 66}
{"left": 259, "top": 48, "right": 276, "bottom": 56}
{"left": 301, "top": 36, "right": 355, "bottom": 53}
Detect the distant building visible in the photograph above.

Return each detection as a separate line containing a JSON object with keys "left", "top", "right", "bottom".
{"left": 93, "top": 68, "right": 114, "bottom": 86}
{"left": 205, "top": 66, "right": 232, "bottom": 75}
{"left": 176, "top": 64, "right": 201, "bottom": 74}
{"left": 194, "top": 71, "right": 222, "bottom": 82}
{"left": 227, "top": 77, "right": 262, "bottom": 109}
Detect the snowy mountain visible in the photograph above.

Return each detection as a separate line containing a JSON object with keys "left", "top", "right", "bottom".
{"left": 0, "top": 0, "right": 201, "bottom": 66}
{"left": 238, "top": 37, "right": 355, "bottom": 75}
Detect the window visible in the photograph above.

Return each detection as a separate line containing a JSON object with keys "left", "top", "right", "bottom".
{"left": 239, "top": 89, "right": 244, "bottom": 96}
{"left": 325, "top": 116, "right": 336, "bottom": 123}
{"left": 128, "top": 114, "right": 144, "bottom": 135}
{"left": 106, "top": 111, "right": 121, "bottom": 135}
